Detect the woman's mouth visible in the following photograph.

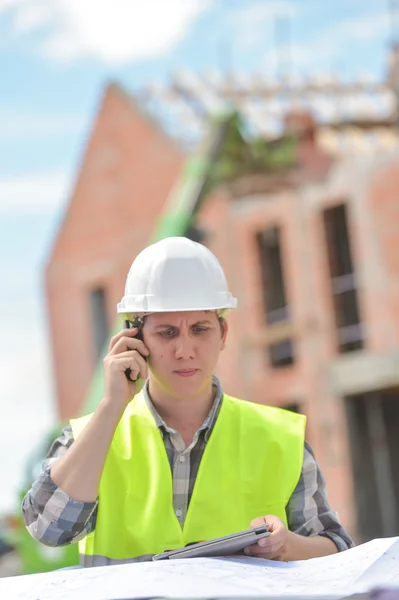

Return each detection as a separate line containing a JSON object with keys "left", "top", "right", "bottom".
{"left": 174, "top": 369, "right": 198, "bottom": 377}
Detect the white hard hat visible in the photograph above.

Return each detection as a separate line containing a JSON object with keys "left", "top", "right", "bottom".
{"left": 117, "top": 237, "right": 237, "bottom": 315}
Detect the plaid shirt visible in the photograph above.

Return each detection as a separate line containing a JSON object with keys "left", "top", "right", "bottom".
{"left": 22, "top": 377, "right": 353, "bottom": 552}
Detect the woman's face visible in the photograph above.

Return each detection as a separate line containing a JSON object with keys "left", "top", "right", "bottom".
{"left": 142, "top": 310, "right": 227, "bottom": 399}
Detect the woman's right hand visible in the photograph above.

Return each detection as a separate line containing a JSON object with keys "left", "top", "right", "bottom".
{"left": 103, "top": 328, "right": 149, "bottom": 409}
{"left": 50, "top": 327, "right": 149, "bottom": 503}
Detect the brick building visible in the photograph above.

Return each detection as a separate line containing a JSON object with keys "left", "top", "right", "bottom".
{"left": 45, "top": 55, "right": 399, "bottom": 543}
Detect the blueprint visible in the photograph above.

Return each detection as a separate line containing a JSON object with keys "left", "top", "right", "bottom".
{"left": 0, "top": 536, "right": 398, "bottom": 599}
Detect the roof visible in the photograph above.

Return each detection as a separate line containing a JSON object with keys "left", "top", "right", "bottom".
{"left": 135, "top": 71, "right": 399, "bottom": 156}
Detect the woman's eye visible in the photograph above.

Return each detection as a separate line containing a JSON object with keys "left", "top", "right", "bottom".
{"left": 158, "top": 327, "right": 209, "bottom": 337}
{"left": 159, "top": 330, "right": 175, "bottom": 338}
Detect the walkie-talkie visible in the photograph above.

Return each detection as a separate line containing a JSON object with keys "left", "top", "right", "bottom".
{"left": 123, "top": 318, "right": 146, "bottom": 381}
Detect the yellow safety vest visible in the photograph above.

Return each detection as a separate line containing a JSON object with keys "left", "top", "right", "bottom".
{"left": 70, "top": 392, "right": 306, "bottom": 562}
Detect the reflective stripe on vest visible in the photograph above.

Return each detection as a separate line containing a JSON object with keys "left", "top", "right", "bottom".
{"left": 70, "top": 392, "right": 306, "bottom": 564}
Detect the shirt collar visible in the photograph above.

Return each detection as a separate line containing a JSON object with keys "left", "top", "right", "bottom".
{"left": 142, "top": 375, "right": 223, "bottom": 441}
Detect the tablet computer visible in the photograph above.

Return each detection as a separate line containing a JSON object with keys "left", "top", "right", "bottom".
{"left": 152, "top": 525, "right": 269, "bottom": 561}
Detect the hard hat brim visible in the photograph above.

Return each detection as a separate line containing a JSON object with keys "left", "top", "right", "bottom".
{"left": 117, "top": 296, "right": 237, "bottom": 315}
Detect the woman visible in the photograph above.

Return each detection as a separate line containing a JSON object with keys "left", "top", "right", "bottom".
{"left": 22, "top": 237, "right": 353, "bottom": 567}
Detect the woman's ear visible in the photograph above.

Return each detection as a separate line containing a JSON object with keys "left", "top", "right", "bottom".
{"left": 219, "top": 318, "right": 228, "bottom": 349}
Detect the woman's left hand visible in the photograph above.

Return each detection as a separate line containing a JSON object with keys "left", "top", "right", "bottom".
{"left": 244, "top": 515, "right": 290, "bottom": 561}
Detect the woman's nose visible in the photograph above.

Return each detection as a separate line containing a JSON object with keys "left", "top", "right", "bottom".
{"left": 174, "top": 335, "right": 195, "bottom": 359}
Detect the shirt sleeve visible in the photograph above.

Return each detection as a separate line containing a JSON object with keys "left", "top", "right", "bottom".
{"left": 286, "top": 441, "right": 354, "bottom": 552}
{"left": 21, "top": 425, "right": 98, "bottom": 547}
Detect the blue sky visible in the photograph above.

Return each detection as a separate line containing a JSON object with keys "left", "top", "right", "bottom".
{"left": 0, "top": 0, "right": 393, "bottom": 513}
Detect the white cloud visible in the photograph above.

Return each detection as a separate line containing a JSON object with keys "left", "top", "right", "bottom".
{"left": 3, "top": 0, "right": 211, "bottom": 64}
{"left": 0, "top": 110, "right": 85, "bottom": 140}
{"left": 0, "top": 171, "right": 72, "bottom": 215}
